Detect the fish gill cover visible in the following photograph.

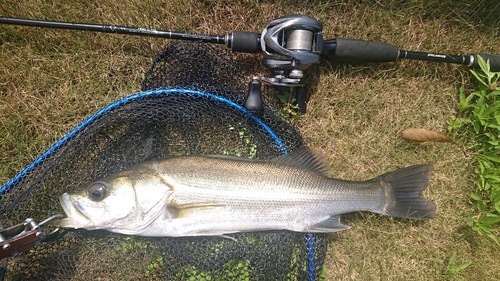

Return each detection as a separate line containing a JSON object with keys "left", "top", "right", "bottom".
{"left": 0, "top": 42, "right": 327, "bottom": 280}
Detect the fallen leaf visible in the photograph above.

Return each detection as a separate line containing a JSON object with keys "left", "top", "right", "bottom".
{"left": 401, "top": 128, "right": 454, "bottom": 144}
{"left": 401, "top": 128, "right": 466, "bottom": 155}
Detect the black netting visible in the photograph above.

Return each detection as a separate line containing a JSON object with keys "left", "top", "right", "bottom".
{"left": 0, "top": 42, "right": 327, "bottom": 280}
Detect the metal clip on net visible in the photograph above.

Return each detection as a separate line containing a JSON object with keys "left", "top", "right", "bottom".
{"left": 0, "top": 215, "right": 63, "bottom": 260}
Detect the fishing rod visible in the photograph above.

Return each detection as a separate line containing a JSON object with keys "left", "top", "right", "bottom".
{"left": 1, "top": 15, "right": 499, "bottom": 112}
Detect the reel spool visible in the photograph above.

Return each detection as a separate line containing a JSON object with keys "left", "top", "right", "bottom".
{"left": 260, "top": 15, "right": 323, "bottom": 87}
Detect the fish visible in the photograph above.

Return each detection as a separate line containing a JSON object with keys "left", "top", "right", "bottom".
{"left": 57, "top": 147, "right": 435, "bottom": 237}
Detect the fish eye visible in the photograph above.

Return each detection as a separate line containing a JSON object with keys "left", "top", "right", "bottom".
{"left": 88, "top": 183, "right": 108, "bottom": 201}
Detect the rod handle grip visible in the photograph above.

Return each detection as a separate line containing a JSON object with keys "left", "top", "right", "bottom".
{"left": 228, "top": 31, "right": 260, "bottom": 53}
{"left": 327, "top": 38, "right": 399, "bottom": 63}
{"left": 470, "top": 54, "right": 500, "bottom": 72}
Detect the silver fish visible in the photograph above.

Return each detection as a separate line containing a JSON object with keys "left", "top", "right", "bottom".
{"left": 57, "top": 147, "right": 435, "bottom": 237}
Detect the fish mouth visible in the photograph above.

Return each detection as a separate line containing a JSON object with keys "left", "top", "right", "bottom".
{"left": 57, "top": 193, "right": 93, "bottom": 229}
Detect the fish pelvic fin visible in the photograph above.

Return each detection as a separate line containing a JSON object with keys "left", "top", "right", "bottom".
{"left": 376, "top": 164, "right": 436, "bottom": 220}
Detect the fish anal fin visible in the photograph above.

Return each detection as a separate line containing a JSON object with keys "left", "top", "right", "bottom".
{"left": 306, "top": 216, "right": 350, "bottom": 233}
{"left": 193, "top": 233, "right": 238, "bottom": 241}
{"left": 273, "top": 146, "right": 332, "bottom": 176}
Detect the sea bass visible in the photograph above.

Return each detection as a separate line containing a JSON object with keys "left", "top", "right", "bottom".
{"left": 57, "top": 147, "right": 435, "bottom": 237}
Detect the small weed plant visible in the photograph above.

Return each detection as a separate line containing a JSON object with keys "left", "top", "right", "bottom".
{"left": 277, "top": 88, "right": 302, "bottom": 121}
{"left": 448, "top": 56, "right": 500, "bottom": 245}
{"left": 444, "top": 253, "right": 471, "bottom": 281}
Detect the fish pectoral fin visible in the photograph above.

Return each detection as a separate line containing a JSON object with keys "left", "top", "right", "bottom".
{"left": 306, "top": 216, "right": 350, "bottom": 233}
{"left": 166, "top": 201, "right": 224, "bottom": 219}
{"left": 171, "top": 201, "right": 224, "bottom": 210}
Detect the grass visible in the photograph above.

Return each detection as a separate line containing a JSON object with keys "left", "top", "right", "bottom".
{"left": 1, "top": 0, "right": 500, "bottom": 280}
{"left": 447, "top": 56, "right": 500, "bottom": 245}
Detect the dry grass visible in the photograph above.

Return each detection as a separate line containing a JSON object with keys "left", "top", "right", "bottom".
{"left": 1, "top": 0, "right": 500, "bottom": 280}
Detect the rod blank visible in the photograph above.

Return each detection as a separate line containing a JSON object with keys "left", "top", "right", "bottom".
{"left": 0, "top": 17, "right": 226, "bottom": 44}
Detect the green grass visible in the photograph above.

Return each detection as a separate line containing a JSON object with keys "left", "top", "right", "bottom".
{"left": 1, "top": 0, "right": 500, "bottom": 280}
{"left": 447, "top": 56, "right": 500, "bottom": 246}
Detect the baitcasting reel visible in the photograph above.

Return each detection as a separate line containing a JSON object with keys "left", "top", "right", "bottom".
{"left": 221, "top": 15, "right": 323, "bottom": 86}
{"left": 233, "top": 15, "right": 324, "bottom": 112}
{"left": 259, "top": 15, "right": 323, "bottom": 86}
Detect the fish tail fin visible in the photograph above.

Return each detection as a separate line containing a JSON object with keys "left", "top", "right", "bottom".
{"left": 376, "top": 164, "right": 436, "bottom": 220}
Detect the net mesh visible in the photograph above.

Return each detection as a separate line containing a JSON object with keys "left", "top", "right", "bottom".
{"left": 0, "top": 42, "right": 327, "bottom": 280}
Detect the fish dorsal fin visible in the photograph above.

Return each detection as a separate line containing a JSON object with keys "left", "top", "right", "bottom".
{"left": 273, "top": 146, "right": 332, "bottom": 176}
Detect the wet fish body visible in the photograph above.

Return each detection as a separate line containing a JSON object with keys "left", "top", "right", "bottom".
{"left": 58, "top": 148, "right": 435, "bottom": 237}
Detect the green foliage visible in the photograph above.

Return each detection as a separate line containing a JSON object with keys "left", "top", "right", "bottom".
{"left": 222, "top": 259, "right": 252, "bottom": 280}
{"left": 319, "top": 267, "right": 328, "bottom": 280}
{"left": 114, "top": 237, "right": 164, "bottom": 276}
{"left": 277, "top": 88, "right": 302, "bottom": 121}
{"left": 444, "top": 253, "right": 471, "bottom": 281}
{"left": 173, "top": 259, "right": 251, "bottom": 281}
{"left": 225, "top": 124, "right": 258, "bottom": 158}
{"left": 447, "top": 55, "right": 500, "bottom": 245}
